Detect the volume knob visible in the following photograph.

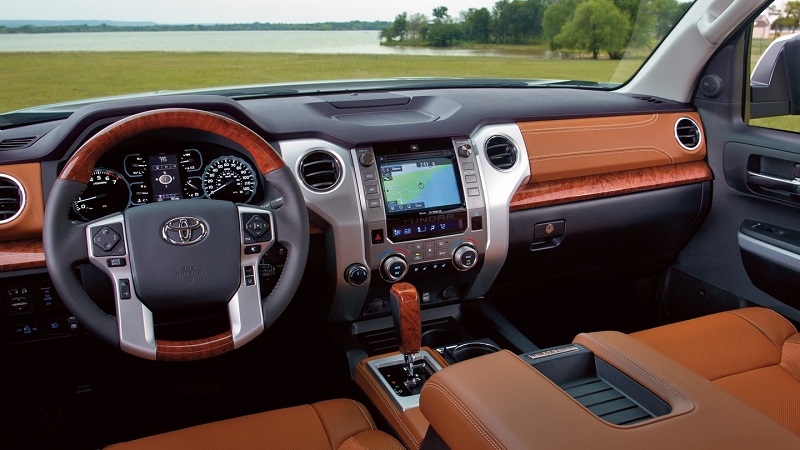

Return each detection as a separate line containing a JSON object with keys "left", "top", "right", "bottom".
{"left": 381, "top": 255, "right": 408, "bottom": 282}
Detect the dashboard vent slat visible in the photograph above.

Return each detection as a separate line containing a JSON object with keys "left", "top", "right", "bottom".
{"left": 0, "top": 174, "right": 25, "bottom": 224}
{"left": 0, "top": 136, "right": 39, "bottom": 151}
{"left": 674, "top": 118, "right": 701, "bottom": 150}
{"left": 298, "top": 150, "right": 341, "bottom": 192}
{"left": 484, "top": 136, "right": 518, "bottom": 171}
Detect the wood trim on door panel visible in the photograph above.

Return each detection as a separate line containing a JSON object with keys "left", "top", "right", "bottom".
{"left": 0, "top": 163, "right": 44, "bottom": 241}
{"left": 518, "top": 112, "right": 706, "bottom": 182}
{"left": 510, "top": 161, "right": 712, "bottom": 210}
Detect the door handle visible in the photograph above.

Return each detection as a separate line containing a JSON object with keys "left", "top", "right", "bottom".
{"left": 746, "top": 171, "right": 800, "bottom": 193}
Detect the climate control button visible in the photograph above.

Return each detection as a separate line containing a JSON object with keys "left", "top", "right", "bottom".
{"left": 453, "top": 245, "right": 478, "bottom": 271}
{"left": 381, "top": 255, "right": 408, "bottom": 282}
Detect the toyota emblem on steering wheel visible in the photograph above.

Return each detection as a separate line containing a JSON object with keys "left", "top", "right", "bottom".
{"left": 162, "top": 217, "right": 208, "bottom": 245}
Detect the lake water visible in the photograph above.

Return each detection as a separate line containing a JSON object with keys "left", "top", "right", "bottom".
{"left": 0, "top": 30, "right": 507, "bottom": 57}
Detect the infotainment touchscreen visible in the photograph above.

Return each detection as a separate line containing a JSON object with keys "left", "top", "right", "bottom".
{"left": 379, "top": 156, "right": 463, "bottom": 215}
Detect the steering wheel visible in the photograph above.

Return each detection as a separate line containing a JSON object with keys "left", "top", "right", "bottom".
{"left": 43, "top": 109, "right": 309, "bottom": 361}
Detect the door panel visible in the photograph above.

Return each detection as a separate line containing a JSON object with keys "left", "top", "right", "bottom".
{"left": 674, "top": 32, "right": 800, "bottom": 322}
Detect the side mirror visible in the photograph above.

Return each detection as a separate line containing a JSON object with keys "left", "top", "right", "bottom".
{"left": 750, "top": 34, "right": 800, "bottom": 119}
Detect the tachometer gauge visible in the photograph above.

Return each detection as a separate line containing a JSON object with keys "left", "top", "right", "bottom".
{"left": 72, "top": 169, "right": 131, "bottom": 221}
{"left": 202, "top": 156, "right": 257, "bottom": 202}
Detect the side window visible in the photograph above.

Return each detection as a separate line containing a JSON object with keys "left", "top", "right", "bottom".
{"left": 748, "top": 0, "right": 800, "bottom": 133}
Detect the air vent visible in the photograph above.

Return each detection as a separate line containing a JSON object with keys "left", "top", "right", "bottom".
{"left": 484, "top": 136, "right": 518, "bottom": 171}
{"left": 0, "top": 174, "right": 26, "bottom": 224}
{"left": 674, "top": 117, "right": 702, "bottom": 150}
{"left": 0, "top": 136, "right": 39, "bottom": 151}
{"left": 298, "top": 150, "right": 341, "bottom": 192}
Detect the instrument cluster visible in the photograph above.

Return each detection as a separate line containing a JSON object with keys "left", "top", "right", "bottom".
{"left": 69, "top": 142, "right": 262, "bottom": 221}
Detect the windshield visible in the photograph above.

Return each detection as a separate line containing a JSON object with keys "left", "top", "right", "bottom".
{"left": 1, "top": 0, "right": 695, "bottom": 116}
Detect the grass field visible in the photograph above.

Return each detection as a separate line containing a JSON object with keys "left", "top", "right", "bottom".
{"left": 0, "top": 52, "right": 642, "bottom": 113}
{"left": 2, "top": 47, "right": 798, "bottom": 134}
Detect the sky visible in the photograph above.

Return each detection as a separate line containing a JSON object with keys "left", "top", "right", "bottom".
{"left": 4, "top": 0, "right": 501, "bottom": 24}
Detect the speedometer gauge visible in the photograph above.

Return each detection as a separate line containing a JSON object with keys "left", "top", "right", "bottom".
{"left": 201, "top": 156, "right": 257, "bottom": 202}
{"left": 72, "top": 168, "right": 131, "bottom": 221}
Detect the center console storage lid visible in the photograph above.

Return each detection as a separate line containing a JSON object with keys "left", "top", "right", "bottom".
{"left": 419, "top": 333, "right": 800, "bottom": 449}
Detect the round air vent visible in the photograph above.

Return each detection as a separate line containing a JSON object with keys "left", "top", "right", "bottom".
{"left": 298, "top": 150, "right": 342, "bottom": 192}
{"left": 0, "top": 174, "right": 26, "bottom": 224}
{"left": 484, "top": 135, "right": 518, "bottom": 171}
{"left": 674, "top": 117, "right": 702, "bottom": 151}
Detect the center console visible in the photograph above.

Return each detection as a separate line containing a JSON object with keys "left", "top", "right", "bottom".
{"left": 349, "top": 138, "right": 488, "bottom": 316}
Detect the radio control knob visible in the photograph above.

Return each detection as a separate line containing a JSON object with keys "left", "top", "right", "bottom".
{"left": 359, "top": 152, "right": 375, "bottom": 167}
{"left": 458, "top": 144, "right": 473, "bottom": 158}
{"left": 453, "top": 245, "right": 478, "bottom": 271}
{"left": 345, "top": 264, "right": 369, "bottom": 286}
{"left": 381, "top": 255, "right": 408, "bottom": 282}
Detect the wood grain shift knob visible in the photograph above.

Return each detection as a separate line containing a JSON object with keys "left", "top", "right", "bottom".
{"left": 390, "top": 282, "right": 421, "bottom": 355}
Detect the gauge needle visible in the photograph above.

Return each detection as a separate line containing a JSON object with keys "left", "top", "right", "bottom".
{"left": 74, "top": 193, "right": 107, "bottom": 204}
{"left": 209, "top": 179, "right": 234, "bottom": 195}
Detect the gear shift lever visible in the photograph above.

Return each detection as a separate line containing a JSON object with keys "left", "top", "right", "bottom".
{"left": 389, "top": 282, "right": 422, "bottom": 382}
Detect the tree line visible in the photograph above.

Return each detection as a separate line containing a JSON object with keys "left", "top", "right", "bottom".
{"left": 382, "top": 0, "right": 690, "bottom": 59}
{"left": 0, "top": 21, "right": 391, "bottom": 34}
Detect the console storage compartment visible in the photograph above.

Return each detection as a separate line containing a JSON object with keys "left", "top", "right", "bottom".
{"left": 419, "top": 332, "right": 800, "bottom": 449}
{"left": 524, "top": 345, "right": 670, "bottom": 425}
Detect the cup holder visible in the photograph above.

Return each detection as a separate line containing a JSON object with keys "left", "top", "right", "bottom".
{"left": 421, "top": 329, "right": 462, "bottom": 348}
{"left": 452, "top": 342, "right": 500, "bottom": 362}
{"left": 435, "top": 339, "right": 501, "bottom": 364}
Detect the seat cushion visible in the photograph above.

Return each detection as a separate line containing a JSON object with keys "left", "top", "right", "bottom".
{"left": 632, "top": 307, "right": 800, "bottom": 436}
{"left": 105, "top": 399, "right": 404, "bottom": 450}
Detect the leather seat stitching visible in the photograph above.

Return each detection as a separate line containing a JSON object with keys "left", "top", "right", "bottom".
{"left": 727, "top": 310, "right": 788, "bottom": 351}
{"left": 581, "top": 334, "right": 695, "bottom": 409}
{"left": 762, "top": 308, "right": 798, "bottom": 334}
{"left": 350, "top": 400, "right": 376, "bottom": 430}
{"left": 422, "top": 382, "right": 504, "bottom": 450}
{"left": 356, "top": 363, "right": 419, "bottom": 448}
{"left": 346, "top": 436, "right": 370, "bottom": 450}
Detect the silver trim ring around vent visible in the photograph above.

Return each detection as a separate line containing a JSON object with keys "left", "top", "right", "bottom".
{"left": 674, "top": 117, "right": 702, "bottom": 151}
{"left": 484, "top": 135, "right": 519, "bottom": 171}
{"left": 297, "top": 149, "right": 344, "bottom": 192}
{"left": 0, "top": 173, "right": 26, "bottom": 224}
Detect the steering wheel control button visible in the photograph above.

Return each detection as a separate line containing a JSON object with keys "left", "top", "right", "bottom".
{"left": 345, "top": 264, "right": 369, "bottom": 286}
{"left": 106, "top": 257, "right": 127, "bottom": 268}
{"left": 244, "top": 244, "right": 262, "bottom": 255}
{"left": 241, "top": 213, "right": 273, "bottom": 242}
{"left": 118, "top": 279, "right": 131, "bottom": 300}
{"left": 453, "top": 245, "right": 478, "bottom": 271}
{"left": 245, "top": 215, "right": 270, "bottom": 238}
{"left": 92, "top": 226, "right": 121, "bottom": 253}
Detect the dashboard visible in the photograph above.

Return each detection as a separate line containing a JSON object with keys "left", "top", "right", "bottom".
{"left": 0, "top": 90, "right": 711, "bottom": 340}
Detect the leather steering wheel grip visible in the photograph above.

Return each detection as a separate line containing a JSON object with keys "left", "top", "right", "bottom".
{"left": 43, "top": 108, "right": 309, "bottom": 360}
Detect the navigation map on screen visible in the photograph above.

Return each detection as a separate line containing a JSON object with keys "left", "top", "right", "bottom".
{"left": 380, "top": 157, "right": 462, "bottom": 214}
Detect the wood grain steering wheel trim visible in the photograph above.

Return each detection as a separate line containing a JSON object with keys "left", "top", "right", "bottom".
{"left": 58, "top": 108, "right": 284, "bottom": 183}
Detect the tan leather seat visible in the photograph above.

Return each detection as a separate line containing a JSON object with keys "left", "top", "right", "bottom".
{"left": 105, "top": 399, "right": 404, "bottom": 450}
{"left": 631, "top": 307, "right": 800, "bottom": 436}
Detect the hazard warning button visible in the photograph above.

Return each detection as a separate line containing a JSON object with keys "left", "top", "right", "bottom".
{"left": 371, "top": 229, "right": 385, "bottom": 245}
